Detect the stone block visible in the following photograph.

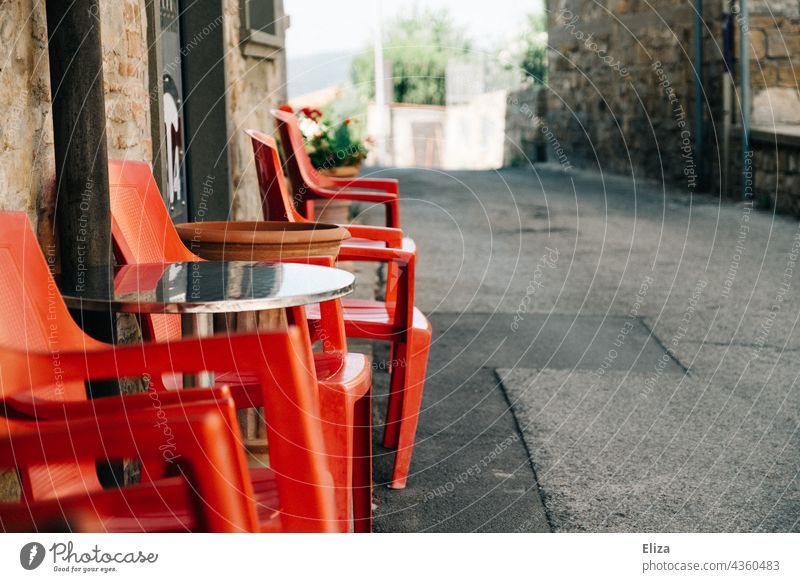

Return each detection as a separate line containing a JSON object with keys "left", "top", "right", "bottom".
{"left": 777, "top": 62, "right": 799, "bottom": 87}
{"left": 766, "top": 30, "right": 800, "bottom": 58}
{"left": 750, "top": 30, "right": 767, "bottom": 59}
{"left": 787, "top": 150, "right": 800, "bottom": 174}
{"left": 751, "top": 87, "right": 800, "bottom": 125}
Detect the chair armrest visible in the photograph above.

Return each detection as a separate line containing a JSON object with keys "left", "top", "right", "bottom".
{"left": 2, "top": 387, "right": 233, "bottom": 421}
{"left": 337, "top": 245, "right": 416, "bottom": 329}
{"left": 328, "top": 177, "right": 399, "bottom": 195}
{"left": 314, "top": 187, "right": 400, "bottom": 228}
{"left": 340, "top": 225, "right": 404, "bottom": 248}
{"left": 315, "top": 188, "right": 397, "bottom": 205}
{"left": 0, "top": 333, "right": 298, "bottom": 418}
{"left": 32, "top": 333, "right": 287, "bottom": 387}
{"left": 337, "top": 245, "right": 414, "bottom": 265}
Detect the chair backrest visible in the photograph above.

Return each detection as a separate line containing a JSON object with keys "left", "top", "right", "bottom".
{"left": 0, "top": 212, "right": 97, "bottom": 396}
{"left": 245, "top": 128, "right": 306, "bottom": 223}
{"left": 243, "top": 132, "right": 349, "bottom": 354}
{"left": 108, "top": 160, "right": 200, "bottom": 344}
{"left": 271, "top": 108, "right": 340, "bottom": 194}
{"left": 107, "top": 160, "right": 200, "bottom": 264}
{"left": 0, "top": 212, "right": 102, "bottom": 499}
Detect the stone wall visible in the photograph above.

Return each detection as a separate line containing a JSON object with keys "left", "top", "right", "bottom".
{"left": 0, "top": 0, "right": 54, "bottom": 242}
{"left": 744, "top": 1, "right": 800, "bottom": 214}
{"left": 223, "top": 0, "right": 287, "bottom": 221}
{"left": 752, "top": 131, "right": 800, "bottom": 215}
{"left": 0, "top": 0, "right": 152, "bottom": 250}
{"left": 547, "top": 0, "right": 724, "bottom": 192}
{"left": 101, "top": 0, "right": 152, "bottom": 162}
{"left": 748, "top": 0, "right": 800, "bottom": 94}
{"left": 504, "top": 83, "right": 548, "bottom": 167}
{"left": 546, "top": 0, "right": 800, "bottom": 211}
{"left": 1, "top": 0, "right": 285, "bottom": 234}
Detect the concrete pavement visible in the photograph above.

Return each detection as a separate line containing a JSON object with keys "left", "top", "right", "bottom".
{"left": 366, "top": 164, "right": 799, "bottom": 532}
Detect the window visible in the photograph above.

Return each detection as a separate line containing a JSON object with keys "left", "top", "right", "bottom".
{"left": 240, "top": 0, "right": 288, "bottom": 58}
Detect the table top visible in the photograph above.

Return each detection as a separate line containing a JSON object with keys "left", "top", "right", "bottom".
{"left": 56, "top": 261, "right": 355, "bottom": 314}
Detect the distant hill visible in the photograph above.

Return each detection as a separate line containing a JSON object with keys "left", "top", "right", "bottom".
{"left": 287, "top": 50, "right": 359, "bottom": 99}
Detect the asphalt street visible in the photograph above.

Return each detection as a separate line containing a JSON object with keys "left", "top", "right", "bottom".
{"left": 367, "top": 165, "right": 799, "bottom": 532}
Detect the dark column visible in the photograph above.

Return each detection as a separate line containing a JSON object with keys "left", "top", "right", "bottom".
{"left": 46, "top": 0, "right": 121, "bottom": 487}
{"left": 180, "top": 0, "right": 232, "bottom": 221}
{"left": 45, "top": 0, "right": 116, "bottom": 379}
{"left": 46, "top": 0, "right": 112, "bottom": 273}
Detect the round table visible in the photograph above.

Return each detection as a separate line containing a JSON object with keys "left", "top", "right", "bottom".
{"left": 57, "top": 260, "right": 355, "bottom": 453}
{"left": 56, "top": 260, "right": 355, "bottom": 314}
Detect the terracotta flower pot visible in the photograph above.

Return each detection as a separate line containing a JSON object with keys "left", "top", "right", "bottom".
{"left": 318, "top": 164, "right": 361, "bottom": 178}
{"left": 314, "top": 165, "right": 361, "bottom": 222}
{"left": 174, "top": 220, "right": 351, "bottom": 261}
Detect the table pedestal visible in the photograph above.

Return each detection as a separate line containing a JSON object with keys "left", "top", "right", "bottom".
{"left": 214, "top": 308, "right": 289, "bottom": 455}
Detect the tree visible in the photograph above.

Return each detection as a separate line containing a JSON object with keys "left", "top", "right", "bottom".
{"left": 519, "top": 13, "right": 547, "bottom": 85}
{"left": 351, "top": 8, "right": 472, "bottom": 106}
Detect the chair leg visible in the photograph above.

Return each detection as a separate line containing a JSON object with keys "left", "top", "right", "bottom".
{"left": 318, "top": 386, "right": 355, "bottom": 530}
{"left": 382, "top": 340, "right": 407, "bottom": 449}
{"left": 389, "top": 328, "right": 431, "bottom": 489}
{"left": 352, "top": 392, "right": 372, "bottom": 533}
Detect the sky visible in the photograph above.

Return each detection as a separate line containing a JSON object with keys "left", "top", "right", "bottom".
{"left": 284, "top": 0, "right": 545, "bottom": 59}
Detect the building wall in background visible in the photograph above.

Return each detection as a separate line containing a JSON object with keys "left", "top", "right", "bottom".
{"left": 748, "top": 0, "right": 799, "bottom": 94}
{"left": 745, "top": 1, "right": 800, "bottom": 214}
{"left": 546, "top": 0, "right": 724, "bottom": 193}
{"left": 223, "top": 0, "right": 287, "bottom": 220}
{"left": 545, "top": 0, "right": 799, "bottom": 214}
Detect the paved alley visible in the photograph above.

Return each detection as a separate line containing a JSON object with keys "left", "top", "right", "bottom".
{"left": 369, "top": 165, "right": 800, "bottom": 533}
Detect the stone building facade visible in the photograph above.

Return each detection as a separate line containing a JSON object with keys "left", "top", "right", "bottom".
{"left": 547, "top": 0, "right": 723, "bottom": 192}
{"left": 546, "top": 0, "right": 799, "bottom": 212}
{"left": 746, "top": 0, "right": 800, "bottom": 214}
{"left": 0, "top": 0, "right": 287, "bottom": 242}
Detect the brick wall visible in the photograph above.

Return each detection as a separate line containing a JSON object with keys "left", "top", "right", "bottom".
{"left": 223, "top": 0, "right": 286, "bottom": 220}
{"left": 0, "top": 0, "right": 55, "bottom": 241}
{"left": 0, "top": 0, "right": 152, "bottom": 248}
{"left": 748, "top": 0, "right": 800, "bottom": 92}
{"left": 101, "top": 0, "right": 152, "bottom": 161}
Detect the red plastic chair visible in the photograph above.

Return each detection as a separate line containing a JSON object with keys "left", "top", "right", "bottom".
{"left": 0, "top": 212, "right": 337, "bottom": 532}
{"left": 0, "top": 389, "right": 256, "bottom": 532}
{"left": 273, "top": 105, "right": 402, "bottom": 228}
{"left": 107, "top": 160, "right": 372, "bottom": 531}
{"left": 247, "top": 131, "right": 432, "bottom": 489}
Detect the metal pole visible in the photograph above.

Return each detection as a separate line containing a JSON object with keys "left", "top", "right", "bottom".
{"left": 722, "top": 0, "right": 733, "bottom": 196}
{"left": 373, "top": 0, "right": 388, "bottom": 165}
{"left": 46, "top": 1, "right": 117, "bottom": 382}
{"left": 693, "top": 0, "right": 705, "bottom": 191}
{"left": 740, "top": 0, "right": 751, "bottom": 199}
